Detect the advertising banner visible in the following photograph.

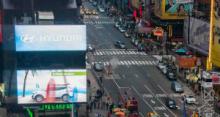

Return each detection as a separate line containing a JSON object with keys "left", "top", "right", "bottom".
{"left": 211, "top": 0, "right": 220, "bottom": 67}
{"left": 165, "top": 0, "right": 193, "bottom": 16}
{"left": 17, "top": 69, "right": 86, "bottom": 104}
{"left": 188, "top": 17, "right": 210, "bottom": 53}
{"left": 0, "top": 11, "right": 2, "bottom": 44}
{"left": 15, "top": 25, "right": 86, "bottom": 51}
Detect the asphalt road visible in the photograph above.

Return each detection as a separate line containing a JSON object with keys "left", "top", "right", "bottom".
{"left": 85, "top": 1, "right": 196, "bottom": 117}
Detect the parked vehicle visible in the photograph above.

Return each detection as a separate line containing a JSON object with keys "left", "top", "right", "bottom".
{"left": 157, "top": 61, "right": 168, "bottom": 74}
{"left": 137, "top": 43, "right": 145, "bottom": 51}
{"left": 165, "top": 97, "right": 177, "bottom": 109}
{"left": 32, "top": 84, "right": 72, "bottom": 102}
{"left": 92, "top": 10, "right": 98, "bottom": 15}
{"left": 87, "top": 44, "right": 95, "bottom": 52}
{"left": 114, "top": 21, "right": 120, "bottom": 28}
{"left": 93, "top": 63, "right": 104, "bottom": 71}
{"left": 171, "top": 82, "right": 184, "bottom": 93}
{"left": 166, "top": 67, "right": 177, "bottom": 80}
{"left": 134, "top": 39, "right": 140, "bottom": 46}
{"left": 114, "top": 41, "right": 126, "bottom": 49}
{"left": 185, "top": 95, "right": 196, "bottom": 104}
{"left": 124, "top": 31, "right": 131, "bottom": 38}
{"left": 118, "top": 25, "right": 126, "bottom": 33}
{"left": 98, "top": 5, "right": 105, "bottom": 13}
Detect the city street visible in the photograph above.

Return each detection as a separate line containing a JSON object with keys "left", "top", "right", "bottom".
{"left": 85, "top": 1, "right": 197, "bottom": 117}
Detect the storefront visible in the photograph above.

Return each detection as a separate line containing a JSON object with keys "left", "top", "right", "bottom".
{"left": 152, "top": 0, "right": 193, "bottom": 41}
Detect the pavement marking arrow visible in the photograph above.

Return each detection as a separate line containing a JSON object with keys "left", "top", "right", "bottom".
{"left": 132, "top": 86, "right": 156, "bottom": 113}
{"left": 151, "top": 99, "right": 155, "bottom": 104}
{"left": 163, "top": 113, "right": 169, "bottom": 117}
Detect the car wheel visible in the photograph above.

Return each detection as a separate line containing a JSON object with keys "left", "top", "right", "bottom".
{"left": 62, "top": 94, "right": 69, "bottom": 102}
{"left": 35, "top": 95, "right": 44, "bottom": 102}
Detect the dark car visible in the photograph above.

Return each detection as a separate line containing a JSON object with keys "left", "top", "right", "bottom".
{"left": 93, "top": 63, "right": 104, "bottom": 71}
{"left": 165, "top": 97, "right": 177, "bottom": 109}
{"left": 114, "top": 41, "right": 126, "bottom": 49}
{"left": 166, "top": 68, "right": 177, "bottom": 80}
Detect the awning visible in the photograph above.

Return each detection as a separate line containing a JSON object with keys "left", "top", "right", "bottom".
{"left": 187, "top": 45, "right": 208, "bottom": 56}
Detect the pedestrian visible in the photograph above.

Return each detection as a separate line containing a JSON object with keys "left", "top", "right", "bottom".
{"left": 89, "top": 101, "right": 93, "bottom": 112}
{"left": 99, "top": 76, "right": 103, "bottom": 84}
{"left": 93, "top": 100, "right": 97, "bottom": 109}
{"left": 87, "top": 79, "right": 91, "bottom": 87}
{"left": 106, "top": 96, "right": 111, "bottom": 110}
{"left": 102, "top": 95, "right": 106, "bottom": 109}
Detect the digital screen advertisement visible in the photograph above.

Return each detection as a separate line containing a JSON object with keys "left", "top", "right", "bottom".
{"left": 15, "top": 25, "right": 86, "bottom": 51}
{"left": 165, "top": 0, "right": 193, "bottom": 15}
{"left": 17, "top": 69, "right": 86, "bottom": 104}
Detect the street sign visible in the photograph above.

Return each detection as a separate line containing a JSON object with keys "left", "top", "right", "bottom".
{"left": 152, "top": 27, "right": 164, "bottom": 37}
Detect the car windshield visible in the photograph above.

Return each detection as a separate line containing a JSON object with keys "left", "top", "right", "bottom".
{"left": 188, "top": 96, "right": 194, "bottom": 98}
{"left": 169, "top": 100, "right": 175, "bottom": 105}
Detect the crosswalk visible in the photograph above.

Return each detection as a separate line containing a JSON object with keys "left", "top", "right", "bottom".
{"left": 91, "top": 60, "right": 157, "bottom": 66}
{"left": 83, "top": 21, "right": 115, "bottom": 24}
{"left": 93, "top": 49, "right": 147, "bottom": 56}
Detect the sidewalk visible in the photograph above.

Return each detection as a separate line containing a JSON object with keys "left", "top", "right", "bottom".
{"left": 84, "top": 70, "right": 109, "bottom": 117}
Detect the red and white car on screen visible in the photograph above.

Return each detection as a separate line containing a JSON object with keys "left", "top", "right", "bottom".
{"left": 32, "top": 84, "right": 73, "bottom": 102}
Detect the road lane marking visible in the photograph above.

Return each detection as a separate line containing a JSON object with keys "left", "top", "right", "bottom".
{"left": 131, "top": 86, "right": 157, "bottom": 114}
{"left": 134, "top": 61, "right": 139, "bottom": 65}
{"left": 154, "top": 106, "right": 166, "bottom": 110}
{"left": 112, "top": 74, "right": 120, "bottom": 88}
{"left": 139, "top": 112, "right": 144, "bottom": 117}
{"left": 163, "top": 113, "right": 170, "bottom": 117}
{"left": 143, "top": 94, "right": 153, "bottom": 98}
{"left": 144, "top": 85, "right": 154, "bottom": 95}
{"left": 157, "top": 85, "right": 167, "bottom": 94}
{"left": 151, "top": 99, "right": 155, "bottom": 104}
{"left": 155, "top": 94, "right": 167, "bottom": 97}
{"left": 131, "top": 61, "right": 135, "bottom": 65}
{"left": 144, "top": 85, "right": 177, "bottom": 117}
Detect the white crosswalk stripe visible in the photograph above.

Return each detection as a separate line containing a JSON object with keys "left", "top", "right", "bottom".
{"left": 131, "top": 61, "right": 135, "bottom": 65}
{"left": 120, "top": 61, "right": 125, "bottom": 65}
{"left": 91, "top": 60, "right": 157, "bottom": 67}
{"left": 148, "top": 61, "right": 152, "bottom": 65}
{"left": 93, "top": 49, "right": 150, "bottom": 56}
{"left": 127, "top": 61, "right": 132, "bottom": 65}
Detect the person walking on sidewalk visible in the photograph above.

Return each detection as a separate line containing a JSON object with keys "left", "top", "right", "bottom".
{"left": 106, "top": 96, "right": 111, "bottom": 110}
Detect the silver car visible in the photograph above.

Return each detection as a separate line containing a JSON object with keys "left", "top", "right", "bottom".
{"left": 171, "top": 82, "right": 184, "bottom": 93}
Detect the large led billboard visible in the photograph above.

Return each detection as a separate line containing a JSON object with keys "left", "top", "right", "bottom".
{"left": 17, "top": 69, "right": 86, "bottom": 104}
{"left": 15, "top": 25, "right": 86, "bottom": 51}
{"left": 165, "top": 0, "right": 193, "bottom": 16}
{"left": 154, "top": 0, "right": 193, "bottom": 19}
